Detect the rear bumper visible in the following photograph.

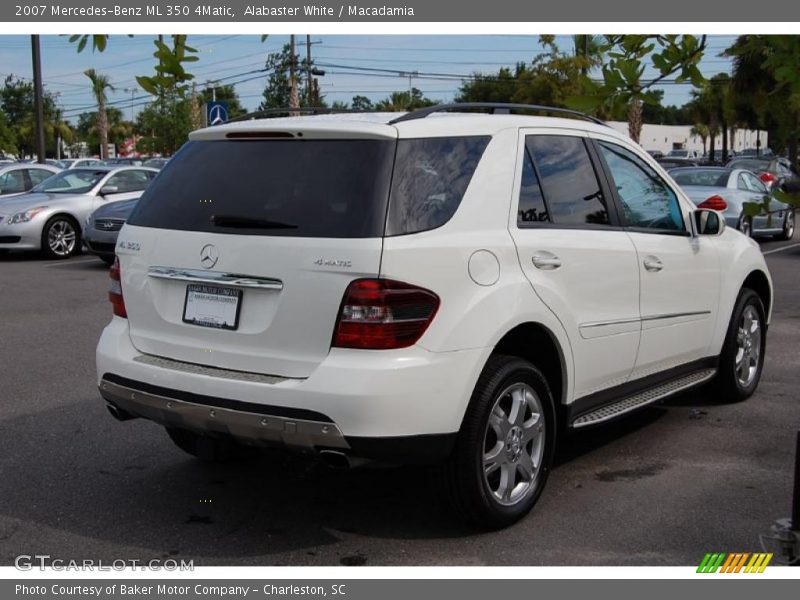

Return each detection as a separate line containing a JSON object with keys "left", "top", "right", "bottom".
{"left": 96, "top": 317, "right": 488, "bottom": 463}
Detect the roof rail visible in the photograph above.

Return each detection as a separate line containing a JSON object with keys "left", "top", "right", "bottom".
{"left": 388, "top": 103, "right": 607, "bottom": 126}
{"left": 227, "top": 107, "right": 348, "bottom": 123}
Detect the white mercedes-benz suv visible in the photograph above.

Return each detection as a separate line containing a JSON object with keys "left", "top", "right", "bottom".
{"left": 96, "top": 104, "right": 772, "bottom": 528}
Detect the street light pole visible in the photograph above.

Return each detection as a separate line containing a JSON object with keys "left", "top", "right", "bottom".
{"left": 30, "top": 35, "right": 46, "bottom": 163}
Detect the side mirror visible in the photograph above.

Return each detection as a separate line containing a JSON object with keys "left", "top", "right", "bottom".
{"left": 99, "top": 185, "right": 119, "bottom": 196}
{"left": 694, "top": 209, "right": 725, "bottom": 236}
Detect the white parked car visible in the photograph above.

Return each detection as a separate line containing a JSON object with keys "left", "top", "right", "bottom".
{"left": 97, "top": 104, "right": 773, "bottom": 528}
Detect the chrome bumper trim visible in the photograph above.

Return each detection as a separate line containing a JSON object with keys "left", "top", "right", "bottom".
{"left": 99, "top": 378, "right": 348, "bottom": 451}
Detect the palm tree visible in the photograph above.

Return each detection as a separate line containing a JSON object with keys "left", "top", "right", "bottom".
{"left": 690, "top": 124, "right": 710, "bottom": 155}
{"left": 84, "top": 69, "right": 114, "bottom": 159}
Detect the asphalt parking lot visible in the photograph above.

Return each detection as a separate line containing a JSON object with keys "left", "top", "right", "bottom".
{"left": 0, "top": 237, "right": 798, "bottom": 567}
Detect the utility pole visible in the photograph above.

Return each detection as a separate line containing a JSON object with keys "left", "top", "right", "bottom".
{"left": 289, "top": 35, "right": 299, "bottom": 113}
{"left": 31, "top": 35, "right": 46, "bottom": 163}
{"left": 306, "top": 34, "right": 312, "bottom": 105}
{"left": 124, "top": 87, "right": 138, "bottom": 122}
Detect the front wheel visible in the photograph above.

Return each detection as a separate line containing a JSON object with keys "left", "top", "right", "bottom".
{"left": 443, "top": 355, "right": 556, "bottom": 529}
{"left": 708, "top": 289, "right": 766, "bottom": 402}
{"left": 777, "top": 209, "right": 795, "bottom": 241}
{"left": 41, "top": 216, "right": 80, "bottom": 259}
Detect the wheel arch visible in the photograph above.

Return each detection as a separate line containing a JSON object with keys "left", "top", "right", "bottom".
{"left": 490, "top": 321, "right": 568, "bottom": 410}
{"left": 742, "top": 269, "right": 772, "bottom": 321}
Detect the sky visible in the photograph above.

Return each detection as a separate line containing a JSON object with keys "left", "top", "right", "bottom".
{"left": 0, "top": 34, "right": 738, "bottom": 124}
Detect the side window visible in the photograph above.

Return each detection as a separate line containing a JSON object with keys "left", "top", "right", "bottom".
{"left": 526, "top": 135, "right": 609, "bottom": 226}
{"left": 0, "top": 170, "right": 27, "bottom": 195}
{"left": 517, "top": 148, "right": 549, "bottom": 224}
{"left": 737, "top": 175, "right": 750, "bottom": 191}
{"left": 28, "top": 169, "right": 53, "bottom": 186}
{"left": 598, "top": 141, "right": 684, "bottom": 232}
{"left": 105, "top": 170, "right": 152, "bottom": 193}
{"left": 385, "top": 136, "right": 490, "bottom": 236}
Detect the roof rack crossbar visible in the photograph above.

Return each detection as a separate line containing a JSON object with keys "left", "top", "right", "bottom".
{"left": 388, "top": 103, "right": 607, "bottom": 126}
{"left": 227, "top": 107, "right": 354, "bottom": 123}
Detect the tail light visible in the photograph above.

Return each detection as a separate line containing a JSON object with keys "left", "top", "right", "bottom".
{"left": 759, "top": 172, "right": 777, "bottom": 186}
{"left": 698, "top": 195, "right": 728, "bottom": 211}
{"left": 108, "top": 256, "right": 127, "bottom": 318}
{"left": 332, "top": 279, "right": 439, "bottom": 350}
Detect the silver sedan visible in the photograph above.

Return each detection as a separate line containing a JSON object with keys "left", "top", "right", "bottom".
{"left": 0, "top": 166, "right": 158, "bottom": 259}
{"left": 0, "top": 163, "right": 61, "bottom": 198}
{"left": 669, "top": 166, "right": 795, "bottom": 239}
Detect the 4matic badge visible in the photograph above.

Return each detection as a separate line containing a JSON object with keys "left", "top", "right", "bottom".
{"left": 313, "top": 258, "right": 352, "bottom": 268}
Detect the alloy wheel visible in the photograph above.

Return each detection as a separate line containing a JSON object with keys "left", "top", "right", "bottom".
{"left": 47, "top": 219, "right": 77, "bottom": 257}
{"left": 482, "top": 382, "right": 545, "bottom": 507}
{"left": 735, "top": 304, "right": 762, "bottom": 388}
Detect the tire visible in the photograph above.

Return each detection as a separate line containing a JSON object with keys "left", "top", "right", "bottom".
{"left": 41, "top": 215, "right": 80, "bottom": 259}
{"left": 165, "top": 427, "right": 255, "bottom": 462}
{"left": 777, "top": 208, "right": 795, "bottom": 241}
{"left": 443, "top": 355, "right": 556, "bottom": 529}
{"left": 100, "top": 255, "right": 115, "bottom": 267}
{"left": 708, "top": 289, "right": 767, "bottom": 403}
{"left": 738, "top": 214, "right": 753, "bottom": 238}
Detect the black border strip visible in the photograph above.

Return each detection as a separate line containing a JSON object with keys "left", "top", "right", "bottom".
{"left": 101, "top": 372, "right": 334, "bottom": 423}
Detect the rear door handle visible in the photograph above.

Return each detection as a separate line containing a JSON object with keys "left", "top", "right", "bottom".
{"left": 532, "top": 252, "right": 562, "bottom": 270}
{"left": 643, "top": 256, "right": 663, "bottom": 272}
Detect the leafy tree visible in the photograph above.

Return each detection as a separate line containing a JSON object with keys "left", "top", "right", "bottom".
{"left": 260, "top": 43, "right": 326, "bottom": 110}
{"left": 351, "top": 95, "right": 373, "bottom": 111}
{"left": 0, "top": 76, "right": 66, "bottom": 158}
{"left": 374, "top": 88, "right": 437, "bottom": 111}
{"left": 567, "top": 35, "right": 707, "bottom": 143}
{"left": 727, "top": 35, "right": 800, "bottom": 165}
{"left": 84, "top": 69, "right": 113, "bottom": 159}
{"left": 457, "top": 37, "right": 601, "bottom": 114}
{"left": 0, "top": 111, "right": 18, "bottom": 155}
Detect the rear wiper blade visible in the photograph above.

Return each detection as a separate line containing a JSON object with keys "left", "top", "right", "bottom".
{"left": 211, "top": 215, "right": 298, "bottom": 229}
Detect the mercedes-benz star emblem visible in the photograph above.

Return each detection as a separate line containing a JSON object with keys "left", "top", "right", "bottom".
{"left": 200, "top": 244, "right": 219, "bottom": 269}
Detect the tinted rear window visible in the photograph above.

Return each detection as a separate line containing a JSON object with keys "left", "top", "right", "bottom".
{"left": 728, "top": 158, "right": 769, "bottom": 171}
{"left": 128, "top": 139, "right": 395, "bottom": 238}
{"left": 385, "top": 136, "right": 490, "bottom": 236}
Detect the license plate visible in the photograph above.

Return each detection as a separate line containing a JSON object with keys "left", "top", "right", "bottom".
{"left": 182, "top": 284, "right": 242, "bottom": 330}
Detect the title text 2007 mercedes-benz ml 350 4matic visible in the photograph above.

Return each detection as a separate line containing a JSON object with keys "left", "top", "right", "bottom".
{"left": 96, "top": 104, "right": 773, "bottom": 528}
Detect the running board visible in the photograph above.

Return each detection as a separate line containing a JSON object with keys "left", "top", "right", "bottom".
{"left": 571, "top": 368, "right": 716, "bottom": 429}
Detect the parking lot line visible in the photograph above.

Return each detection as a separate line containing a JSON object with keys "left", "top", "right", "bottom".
{"left": 43, "top": 257, "right": 101, "bottom": 267}
{"left": 763, "top": 242, "right": 800, "bottom": 256}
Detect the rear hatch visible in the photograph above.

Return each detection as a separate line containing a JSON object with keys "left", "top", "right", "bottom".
{"left": 119, "top": 123, "right": 397, "bottom": 378}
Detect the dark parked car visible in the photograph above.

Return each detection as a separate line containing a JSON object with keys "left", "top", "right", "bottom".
{"left": 656, "top": 157, "right": 702, "bottom": 169}
{"left": 726, "top": 156, "right": 800, "bottom": 193}
{"left": 83, "top": 197, "right": 139, "bottom": 265}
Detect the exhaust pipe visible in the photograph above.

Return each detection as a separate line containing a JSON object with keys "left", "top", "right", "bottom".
{"left": 319, "top": 450, "right": 351, "bottom": 469}
{"left": 106, "top": 403, "right": 136, "bottom": 422}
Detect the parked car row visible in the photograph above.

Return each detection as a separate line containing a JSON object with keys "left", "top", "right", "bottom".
{"left": 0, "top": 166, "right": 159, "bottom": 259}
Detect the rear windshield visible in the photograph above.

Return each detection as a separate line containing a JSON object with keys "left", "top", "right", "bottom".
{"left": 670, "top": 169, "right": 730, "bottom": 187}
{"left": 128, "top": 139, "right": 396, "bottom": 238}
